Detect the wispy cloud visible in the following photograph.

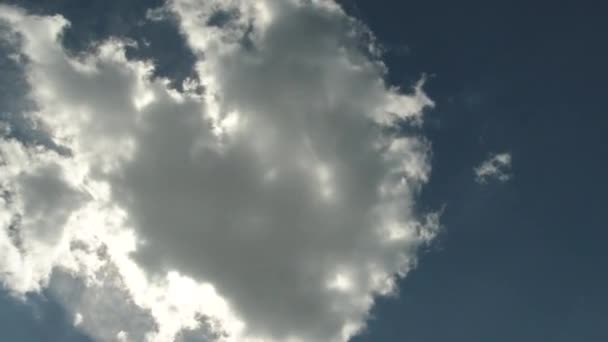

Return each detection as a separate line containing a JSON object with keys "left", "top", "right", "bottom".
{"left": 474, "top": 152, "right": 512, "bottom": 184}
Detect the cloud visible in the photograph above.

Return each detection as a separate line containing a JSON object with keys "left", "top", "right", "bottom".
{"left": 49, "top": 267, "right": 158, "bottom": 342}
{"left": 3, "top": 0, "right": 197, "bottom": 91}
{"left": 474, "top": 152, "right": 512, "bottom": 184}
{"left": 0, "top": 20, "right": 69, "bottom": 154}
{"left": 0, "top": 1, "right": 437, "bottom": 341}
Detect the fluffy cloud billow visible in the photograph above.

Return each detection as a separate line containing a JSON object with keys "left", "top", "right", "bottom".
{"left": 0, "top": 1, "right": 437, "bottom": 341}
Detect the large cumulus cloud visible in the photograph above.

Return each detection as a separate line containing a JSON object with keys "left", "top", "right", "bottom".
{"left": 0, "top": 1, "right": 438, "bottom": 341}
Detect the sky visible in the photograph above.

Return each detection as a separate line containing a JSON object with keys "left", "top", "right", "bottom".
{"left": 0, "top": 1, "right": 606, "bottom": 342}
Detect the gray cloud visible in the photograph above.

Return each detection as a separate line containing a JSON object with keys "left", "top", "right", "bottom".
{"left": 0, "top": 1, "right": 437, "bottom": 341}
{"left": 0, "top": 22, "right": 68, "bottom": 153}
{"left": 14, "top": 163, "right": 86, "bottom": 245}
{"left": 49, "top": 266, "right": 158, "bottom": 342}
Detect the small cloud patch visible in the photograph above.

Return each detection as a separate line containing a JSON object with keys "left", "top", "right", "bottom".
{"left": 474, "top": 152, "right": 512, "bottom": 184}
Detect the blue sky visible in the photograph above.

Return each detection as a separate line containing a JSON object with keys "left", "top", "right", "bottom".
{"left": 0, "top": 288, "right": 91, "bottom": 341}
{"left": 347, "top": 1, "right": 608, "bottom": 341}
{"left": 1, "top": 0, "right": 607, "bottom": 341}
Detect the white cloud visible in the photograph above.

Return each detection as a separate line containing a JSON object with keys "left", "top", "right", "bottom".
{"left": 0, "top": 1, "right": 438, "bottom": 341}
{"left": 474, "top": 152, "right": 512, "bottom": 184}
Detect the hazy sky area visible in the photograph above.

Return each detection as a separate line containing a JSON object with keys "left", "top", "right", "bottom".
{"left": 0, "top": 1, "right": 606, "bottom": 341}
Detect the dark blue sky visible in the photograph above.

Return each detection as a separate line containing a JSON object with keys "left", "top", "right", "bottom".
{"left": 343, "top": 1, "right": 608, "bottom": 341}
{"left": 0, "top": 288, "right": 91, "bottom": 341}
{"left": 1, "top": 0, "right": 607, "bottom": 341}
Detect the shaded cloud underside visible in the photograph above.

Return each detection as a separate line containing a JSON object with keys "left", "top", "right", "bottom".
{"left": 0, "top": 1, "right": 437, "bottom": 341}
